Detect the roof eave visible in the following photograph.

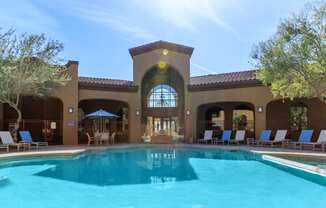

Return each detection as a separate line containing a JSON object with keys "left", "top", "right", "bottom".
{"left": 129, "top": 40, "right": 194, "bottom": 57}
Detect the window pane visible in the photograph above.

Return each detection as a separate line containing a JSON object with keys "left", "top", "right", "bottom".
{"left": 147, "top": 84, "right": 178, "bottom": 108}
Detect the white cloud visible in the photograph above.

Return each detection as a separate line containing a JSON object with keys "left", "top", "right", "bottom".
{"left": 132, "top": 0, "right": 238, "bottom": 34}
{"left": 68, "top": 3, "right": 157, "bottom": 41}
{"left": 191, "top": 62, "right": 217, "bottom": 74}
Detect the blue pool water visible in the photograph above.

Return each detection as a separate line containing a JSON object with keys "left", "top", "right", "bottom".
{"left": 0, "top": 147, "right": 325, "bottom": 208}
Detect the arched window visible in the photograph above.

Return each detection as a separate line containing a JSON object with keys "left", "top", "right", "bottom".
{"left": 233, "top": 105, "right": 254, "bottom": 131}
{"left": 147, "top": 84, "right": 178, "bottom": 108}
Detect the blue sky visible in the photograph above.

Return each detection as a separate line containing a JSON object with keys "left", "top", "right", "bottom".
{"left": 0, "top": 0, "right": 308, "bottom": 80}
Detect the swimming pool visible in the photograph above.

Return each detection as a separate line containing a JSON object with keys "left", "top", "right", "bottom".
{"left": 0, "top": 147, "right": 325, "bottom": 208}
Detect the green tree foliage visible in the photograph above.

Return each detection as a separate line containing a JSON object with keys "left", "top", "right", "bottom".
{"left": 0, "top": 29, "right": 70, "bottom": 132}
{"left": 252, "top": 1, "right": 326, "bottom": 103}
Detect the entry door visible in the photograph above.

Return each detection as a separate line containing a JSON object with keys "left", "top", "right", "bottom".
{"left": 152, "top": 117, "right": 178, "bottom": 136}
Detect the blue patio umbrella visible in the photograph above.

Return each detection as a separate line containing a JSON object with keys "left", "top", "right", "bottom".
{"left": 85, "top": 109, "right": 119, "bottom": 119}
{"left": 85, "top": 109, "right": 119, "bottom": 132}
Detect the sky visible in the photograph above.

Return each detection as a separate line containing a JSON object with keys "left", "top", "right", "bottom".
{"left": 0, "top": 0, "right": 309, "bottom": 80}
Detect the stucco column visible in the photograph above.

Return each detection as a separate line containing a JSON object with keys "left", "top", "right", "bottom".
{"left": 128, "top": 104, "right": 142, "bottom": 143}
{"left": 56, "top": 61, "right": 79, "bottom": 145}
{"left": 185, "top": 107, "right": 195, "bottom": 143}
{"left": 62, "top": 102, "right": 78, "bottom": 145}
{"left": 224, "top": 106, "right": 234, "bottom": 130}
{"left": 254, "top": 104, "right": 267, "bottom": 139}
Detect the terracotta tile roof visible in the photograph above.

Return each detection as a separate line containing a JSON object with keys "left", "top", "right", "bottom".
{"left": 189, "top": 70, "right": 261, "bottom": 90}
{"left": 78, "top": 76, "right": 137, "bottom": 91}
{"left": 129, "top": 40, "right": 194, "bottom": 57}
{"left": 79, "top": 70, "right": 261, "bottom": 91}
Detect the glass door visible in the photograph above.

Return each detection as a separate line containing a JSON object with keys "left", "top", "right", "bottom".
{"left": 146, "top": 117, "right": 179, "bottom": 138}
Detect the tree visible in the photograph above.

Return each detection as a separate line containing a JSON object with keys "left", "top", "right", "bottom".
{"left": 252, "top": 1, "right": 326, "bottom": 103}
{"left": 0, "top": 29, "right": 70, "bottom": 135}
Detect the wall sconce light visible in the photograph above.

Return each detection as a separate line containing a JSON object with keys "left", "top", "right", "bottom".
{"left": 136, "top": 109, "right": 140, "bottom": 116}
{"left": 257, "top": 106, "right": 263, "bottom": 113}
{"left": 186, "top": 109, "right": 191, "bottom": 116}
{"left": 50, "top": 122, "right": 57, "bottom": 130}
{"left": 68, "top": 107, "right": 74, "bottom": 114}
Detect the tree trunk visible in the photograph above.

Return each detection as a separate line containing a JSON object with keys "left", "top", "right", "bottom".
{"left": 10, "top": 104, "right": 22, "bottom": 142}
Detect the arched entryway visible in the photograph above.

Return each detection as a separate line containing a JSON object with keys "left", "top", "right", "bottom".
{"left": 1, "top": 96, "right": 63, "bottom": 144}
{"left": 78, "top": 99, "right": 129, "bottom": 144}
{"left": 266, "top": 98, "right": 326, "bottom": 141}
{"left": 141, "top": 64, "right": 185, "bottom": 143}
{"left": 197, "top": 102, "right": 255, "bottom": 139}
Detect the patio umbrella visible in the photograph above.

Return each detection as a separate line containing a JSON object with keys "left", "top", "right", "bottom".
{"left": 85, "top": 109, "right": 119, "bottom": 119}
{"left": 85, "top": 109, "right": 119, "bottom": 132}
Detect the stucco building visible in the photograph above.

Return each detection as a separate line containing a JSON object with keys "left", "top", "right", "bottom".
{"left": 1, "top": 41, "right": 325, "bottom": 144}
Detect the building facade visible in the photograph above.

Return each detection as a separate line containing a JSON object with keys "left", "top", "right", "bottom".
{"left": 1, "top": 41, "right": 326, "bottom": 144}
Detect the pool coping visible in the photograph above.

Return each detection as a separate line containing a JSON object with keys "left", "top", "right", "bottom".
{"left": 0, "top": 149, "right": 86, "bottom": 160}
{"left": 261, "top": 154, "right": 326, "bottom": 177}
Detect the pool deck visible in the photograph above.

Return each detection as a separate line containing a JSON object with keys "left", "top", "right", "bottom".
{"left": 1, "top": 144, "right": 325, "bottom": 176}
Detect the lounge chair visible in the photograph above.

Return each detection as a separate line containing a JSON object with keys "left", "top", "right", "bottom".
{"left": 198, "top": 130, "right": 213, "bottom": 144}
{"left": 99, "top": 132, "right": 110, "bottom": 145}
{"left": 214, "top": 130, "right": 232, "bottom": 145}
{"left": 19, "top": 131, "right": 48, "bottom": 149}
{"left": 0, "top": 131, "right": 29, "bottom": 151}
{"left": 298, "top": 130, "right": 326, "bottom": 151}
{"left": 247, "top": 130, "right": 271, "bottom": 146}
{"left": 0, "top": 144, "right": 9, "bottom": 152}
{"left": 86, "top": 132, "right": 95, "bottom": 146}
{"left": 261, "top": 130, "right": 288, "bottom": 147}
{"left": 229, "top": 130, "right": 245, "bottom": 145}
{"left": 287, "top": 130, "right": 313, "bottom": 150}
{"left": 110, "top": 132, "right": 116, "bottom": 144}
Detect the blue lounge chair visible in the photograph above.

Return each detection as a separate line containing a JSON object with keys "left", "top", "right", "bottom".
{"left": 19, "top": 131, "right": 48, "bottom": 149}
{"left": 263, "top": 130, "right": 288, "bottom": 147}
{"left": 300, "top": 130, "right": 326, "bottom": 151}
{"left": 252, "top": 130, "right": 272, "bottom": 146}
{"left": 288, "top": 130, "right": 313, "bottom": 150}
{"left": 214, "top": 130, "right": 232, "bottom": 145}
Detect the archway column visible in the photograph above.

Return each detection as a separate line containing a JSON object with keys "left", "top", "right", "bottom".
{"left": 254, "top": 104, "right": 267, "bottom": 139}
{"left": 224, "top": 106, "right": 234, "bottom": 131}
{"left": 185, "top": 107, "right": 195, "bottom": 143}
{"left": 129, "top": 101, "right": 142, "bottom": 143}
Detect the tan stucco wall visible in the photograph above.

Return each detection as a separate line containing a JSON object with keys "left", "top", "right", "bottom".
{"left": 0, "top": 52, "right": 281, "bottom": 145}
{"left": 188, "top": 86, "right": 275, "bottom": 143}
{"left": 53, "top": 61, "right": 79, "bottom": 145}
{"left": 131, "top": 49, "right": 191, "bottom": 142}
{"left": 132, "top": 49, "right": 191, "bottom": 86}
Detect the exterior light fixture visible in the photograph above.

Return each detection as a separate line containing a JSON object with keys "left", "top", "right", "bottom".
{"left": 136, "top": 109, "right": 140, "bottom": 116}
{"left": 68, "top": 107, "right": 74, "bottom": 114}
{"left": 186, "top": 109, "right": 191, "bottom": 116}
{"left": 158, "top": 61, "right": 167, "bottom": 69}
{"left": 257, "top": 106, "right": 263, "bottom": 113}
{"left": 50, "top": 122, "right": 57, "bottom": 130}
{"left": 162, "top": 49, "right": 169, "bottom": 55}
